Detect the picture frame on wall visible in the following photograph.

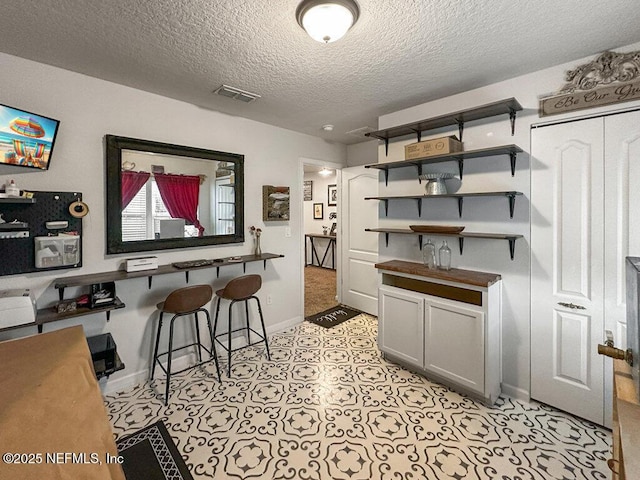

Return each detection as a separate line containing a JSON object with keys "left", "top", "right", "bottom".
{"left": 303, "top": 180, "right": 313, "bottom": 201}
{"left": 327, "top": 184, "right": 337, "bottom": 206}
{"left": 313, "top": 203, "right": 323, "bottom": 220}
{"left": 262, "top": 185, "right": 290, "bottom": 221}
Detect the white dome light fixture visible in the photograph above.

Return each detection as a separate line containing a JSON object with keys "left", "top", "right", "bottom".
{"left": 319, "top": 167, "right": 333, "bottom": 176}
{"left": 296, "top": 0, "right": 360, "bottom": 44}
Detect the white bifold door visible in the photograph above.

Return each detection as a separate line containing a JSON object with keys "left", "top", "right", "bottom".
{"left": 531, "top": 110, "right": 640, "bottom": 426}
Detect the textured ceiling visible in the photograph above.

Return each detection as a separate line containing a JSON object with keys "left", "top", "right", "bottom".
{"left": 0, "top": 1, "right": 639, "bottom": 144}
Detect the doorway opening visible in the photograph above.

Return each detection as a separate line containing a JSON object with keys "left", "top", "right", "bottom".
{"left": 302, "top": 163, "right": 339, "bottom": 317}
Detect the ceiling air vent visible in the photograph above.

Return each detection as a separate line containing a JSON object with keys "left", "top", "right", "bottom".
{"left": 346, "top": 126, "right": 375, "bottom": 138}
{"left": 214, "top": 85, "right": 261, "bottom": 103}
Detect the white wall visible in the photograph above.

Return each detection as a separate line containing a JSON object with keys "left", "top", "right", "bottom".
{"left": 376, "top": 42, "right": 640, "bottom": 399}
{"left": 346, "top": 140, "right": 377, "bottom": 167}
{"left": 303, "top": 171, "right": 337, "bottom": 235}
{"left": 0, "top": 52, "right": 346, "bottom": 393}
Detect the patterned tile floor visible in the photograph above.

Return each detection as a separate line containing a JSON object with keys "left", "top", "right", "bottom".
{"left": 106, "top": 314, "right": 611, "bottom": 480}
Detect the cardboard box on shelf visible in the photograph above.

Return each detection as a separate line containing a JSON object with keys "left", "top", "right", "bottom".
{"left": 404, "top": 136, "right": 463, "bottom": 160}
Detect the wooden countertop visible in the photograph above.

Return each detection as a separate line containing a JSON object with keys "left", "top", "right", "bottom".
{"left": 375, "top": 260, "right": 501, "bottom": 287}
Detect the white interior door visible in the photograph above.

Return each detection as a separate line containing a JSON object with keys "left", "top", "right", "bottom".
{"left": 531, "top": 117, "right": 605, "bottom": 424}
{"left": 340, "top": 166, "right": 378, "bottom": 314}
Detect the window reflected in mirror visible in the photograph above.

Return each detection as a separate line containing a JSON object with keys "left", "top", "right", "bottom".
{"left": 106, "top": 135, "right": 244, "bottom": 254}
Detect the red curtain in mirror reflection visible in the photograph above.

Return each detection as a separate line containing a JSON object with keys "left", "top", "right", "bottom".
{"left": 154, "top": 173, "right": 204, "bottom": 236}
{"left": 121, "top": 171, "right": 150, "bottom": 209}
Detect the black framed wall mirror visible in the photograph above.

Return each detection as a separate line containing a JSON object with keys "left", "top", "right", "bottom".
{"left": 105, "top": 135, "right": 244, "bottom": 254}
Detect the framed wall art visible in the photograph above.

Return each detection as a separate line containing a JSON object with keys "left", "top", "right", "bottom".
{"left": 327, "top": 184, "right": 337, "bottom": 206}
{"left": 262, "top": 185, "right": 290, "bottom": 221}
{"left": 303, "top": 180, "right": 313, "bottom": 201}
{"left": 313, "top": 203, "right": 323, "bottom": 220}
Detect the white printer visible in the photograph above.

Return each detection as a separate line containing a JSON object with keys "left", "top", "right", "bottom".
{"left": 0, "top": 289, "right": 36, "bottom": 330}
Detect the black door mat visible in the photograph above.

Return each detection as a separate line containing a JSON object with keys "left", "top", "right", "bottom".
{"left": 305, "top": 305, "right": 363, "bottom": 328}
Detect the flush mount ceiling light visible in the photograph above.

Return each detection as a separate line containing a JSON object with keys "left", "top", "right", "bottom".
{"left": 319, "top": 167, "right": 333, "bottom": 176}
{"left": 296, "top": 0, "right": 360, "bottom": 43}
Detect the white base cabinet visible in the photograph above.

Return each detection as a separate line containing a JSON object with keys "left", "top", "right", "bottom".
{"left": 377, "top": 263, "right": 502, "bottom": 405}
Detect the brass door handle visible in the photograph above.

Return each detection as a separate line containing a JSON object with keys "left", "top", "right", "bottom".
{"left": 557, "top": 302, "right": 586, "bottom": 310}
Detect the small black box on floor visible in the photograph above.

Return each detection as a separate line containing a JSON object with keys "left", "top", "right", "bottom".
{"left": 89, "top": 281, "right": 116, "bottom": 308}
{"left": 87, "top": 333, "right": 117, "bottom": 370}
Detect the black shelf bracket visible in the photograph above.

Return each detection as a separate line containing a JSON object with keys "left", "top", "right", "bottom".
{"left": 383, "top": 199, "right": 389, "bottom": 216}
{"left": 509, "top": 238, "right": 516, "bottom": 260}
{"left": 58, "top": 288, "right": 65, "bottom": 301}
{"left": 510, "top": 151, "right": 517, "bottom": 177}
{"left": 416, "top": 163, "right": 423, "bottom": 180}
{"left": 416, "top": 199, "right": 422, "bottom": 217}
{"left": 185, "top": 271, "right": 190, "bottom": 283}
{"left": 509, "top": 110, "right": 517, "bottom": 136}
{"left": 507, "top": 194, "right": 517, "bottom": 218}
{"left": 457, "top": 120, "right": 465, "bottom": 141}
{"left": 384, "top": 233, "right": 389, "bottom": 247}
{"left": 148, "top": 277, "right": 153, "bottom": 289}
{"left": 216, "top": 267, "right": 220, "bottom": 278}
{"left": 457, "top": 197, "right": 464, "bottom": 218}
{"left": 458, "top": 237, "right": 464, "bottom": 255}
{"left": 418, "top": 235, "right": 423, "bottom": 250}
{"left": 458, "top": 159, "right": 464, "bottom": 179}
{"left": 106, "top": 311, "right": 111, "bottom": 322}
{"left": 243, "top": 263, "right": 247, "bottom": 273}
{"left": 382, "top": 168, "right": 389, "bottom": 186}
{"left": 263, "top": 260, "right": 268, "bottom": 270}
{"left": 411, "top": 128, "right": 422, "bottom": 143}
{"left": 384, "top": 138, "right": 389, "bottom": 156}
{"left": 38, "top": 324, "right": 43, "bottom": 334}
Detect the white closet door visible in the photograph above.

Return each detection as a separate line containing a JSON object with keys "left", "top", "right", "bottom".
{"left": 531, "top": 117, "right": 605, "bottom": 424}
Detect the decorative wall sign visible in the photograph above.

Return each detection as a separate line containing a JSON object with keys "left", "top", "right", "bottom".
{"left": 262, "top": 185, "right": 290, "bottom": 221}
{"left": 303, "top": 180, "right": 312, "bottom": 201}
{"left": 539, "top": 50, "right": 640, "bottom": 117}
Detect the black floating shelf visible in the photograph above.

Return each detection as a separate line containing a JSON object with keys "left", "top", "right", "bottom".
{"left": 0, "top": 197, "right": 36, "bottom": 204}
{"left": 365, "top": 228, "right": 523, "bottom": 260}
{"left": 364, "top": 144, "right": 523, "bottom": 183}
{"left": 366, "top": 98, "right": 523, "bottom": 155}
{"left": 365, "top": 191, "right": 523, "bottom": 218}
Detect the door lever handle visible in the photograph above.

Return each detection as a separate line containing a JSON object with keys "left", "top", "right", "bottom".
{"left": 557, "top": 302, "right": 586, "bottom": 310}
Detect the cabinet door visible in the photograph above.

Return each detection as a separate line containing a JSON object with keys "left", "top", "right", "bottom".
{"left": 378, "top": 285, "right": 424, "bottom": 368}
{"left": 424, "top": 298, "right": 485, "bottom": 394}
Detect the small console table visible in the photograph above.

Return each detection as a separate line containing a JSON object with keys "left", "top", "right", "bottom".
{"left": 305, "top": 234, "right": 336, "bottom": 270}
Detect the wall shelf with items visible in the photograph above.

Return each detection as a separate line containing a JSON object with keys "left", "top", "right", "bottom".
{"left": 365, "top": 97, "right": 523, "bottom": 155}
{"left": 366, "top": 191, "right": 523, "bottom": 218}
{"left": 365, "top": 228, "right": 523, "bottom": 260}
{"left": 0, "top": 197, "right": 37, "bottom": 204}
{"left": 35, "top": 297, "right": 126, "bottom": 333}
{"left": 364, "top": 144, "right": 524, "bottom": 183}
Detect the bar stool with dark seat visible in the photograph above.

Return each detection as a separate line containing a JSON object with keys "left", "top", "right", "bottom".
{"left": 151, "top": 284, "right": 221, "bottom": 405}
{"left": 212, "top": 274, "right": 271, "bottom": 377}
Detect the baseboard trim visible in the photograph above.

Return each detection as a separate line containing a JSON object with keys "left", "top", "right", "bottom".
{"left": 501, "top": 383, "right": 530, "bottom": 401}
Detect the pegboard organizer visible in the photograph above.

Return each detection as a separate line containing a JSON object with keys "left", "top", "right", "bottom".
{"left": 0, "top": 191, "right": 83, "bottom": 276}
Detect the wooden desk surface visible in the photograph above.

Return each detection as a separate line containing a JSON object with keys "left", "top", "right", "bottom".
{"left": 0, "top": 326, "right": 125, "bottom": 480}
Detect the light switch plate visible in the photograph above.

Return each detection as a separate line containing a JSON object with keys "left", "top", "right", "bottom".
{"left": 285, "top": 227, "right": 291, "bottom": 238}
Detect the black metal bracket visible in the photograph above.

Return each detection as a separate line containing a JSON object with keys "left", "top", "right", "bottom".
{"left": 382, "top": 168, "right": 389, "bottom": 186}
{"left": 384, "top": 138, "right": 389, "bottom": 156}
{"left": 58, "top": 288, "right": 65, "bottom": 301}
{"left": 508, "top": 238, "right": 516, "bottom": 260}
{"left": 243, "top": 263, "right": 246, "bottom": 273}
{"left": 148, "top": 277, "right": 153, "bottom": 289}
{"left": 510, "top": 151, "right": 517, "bottom": 177}
{"left": 457, "top": 159, "right": 464, "bottom": 179}
{"left": 418, "top": 235, "right": 423, "bottom": 250}
{"left": 507, "top": 194, "right": 516, "bottom": 218}
{"left": 263, "top": 260, "right": 268, "bottom": 270}
{"left": 509, "top": 110, "right": 517, "bottom": 136}
{"left": 185, "top": 271, "right": 190, "bottom": 283}
{"left": 106, "top": 311, "right": 111, "bottom": 321}
{"left": 216, "top": 267, "right": 220, "bottom": 278}
{"left": 416, "top": 199, "right": 422, "bottom": 217}
{"left": 458, "top": 237, "right": 464, "bottom": 255}
{"left": 457, "top": 197, "right": 464, "bottom": 218}
{"left": 411, "top": 129, "right": 422, "bottom": 143}
{"left": 384, "top": 233, "right": 389, "bottom": 247}
{"left": 457, "top": 120, "right": 465, "bottom": 141}
{"left": 38, "top": 324, "right": 43, "bottom": 333}
{"left": 382, "top": 199, "right": 389, "bottom": 216}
